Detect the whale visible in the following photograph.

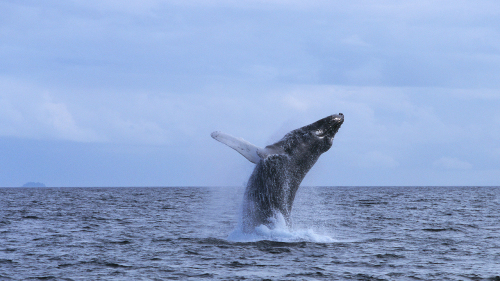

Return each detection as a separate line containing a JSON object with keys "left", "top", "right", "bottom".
{"left": 211, "top": 113, "right": 344, "bottom": 232}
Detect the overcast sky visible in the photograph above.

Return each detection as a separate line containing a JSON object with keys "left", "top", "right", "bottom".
{"left": 1, "top": 0, "right": 500, "bottom": 187}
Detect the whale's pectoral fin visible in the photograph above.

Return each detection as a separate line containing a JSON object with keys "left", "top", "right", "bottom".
{"left": 211, "top": 131, "right": 264, "bottom": 164}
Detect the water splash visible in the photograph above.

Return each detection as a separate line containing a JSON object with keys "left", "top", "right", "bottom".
{"left": 227, "top": 213, "right": 335, "bottom": 243}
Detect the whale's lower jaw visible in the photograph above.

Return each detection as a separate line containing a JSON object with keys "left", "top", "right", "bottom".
{"left": 327, "top": 122, "right": 343, "bottom": 137}
{"left": 317, "top": 124, "right": 342, "bottom": 139}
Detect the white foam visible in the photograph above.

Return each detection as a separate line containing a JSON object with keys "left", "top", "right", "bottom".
{"left": 227, "top": 214, "right": 336, "bottom": 243}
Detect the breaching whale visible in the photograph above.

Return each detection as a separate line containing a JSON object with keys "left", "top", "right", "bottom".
{"left": 211, "top": 114, "right": 344, "bottom": 233}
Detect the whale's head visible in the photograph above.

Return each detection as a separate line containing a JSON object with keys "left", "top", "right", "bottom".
{"left": 309, "top": 113, "right": 344, "bottom": 141}
{"left": 303, "top": 113, "right": 344, "bottom": 152}
{"left": 271, "top": 113, "right": 344, "bottom": 157}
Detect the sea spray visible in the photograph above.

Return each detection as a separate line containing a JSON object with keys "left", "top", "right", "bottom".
{"left": 227, "top": 212, "right": 335, "bottom": 243}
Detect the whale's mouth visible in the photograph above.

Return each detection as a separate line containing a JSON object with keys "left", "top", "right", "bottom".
{"left": 315, "top": 113, "right": 344, "bottom": 138}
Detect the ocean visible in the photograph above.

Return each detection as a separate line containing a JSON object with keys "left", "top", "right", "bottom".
{"left": 1, "top": 186, "right": 499, "bottom": 280}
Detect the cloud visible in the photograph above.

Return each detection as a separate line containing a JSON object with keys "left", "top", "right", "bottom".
{"left": 2, "top": 76, "right": 497, "bottom": 154}
{"left": 0, "top": 77, "right": 100, "bottom": 142}
{"left": 71, "top": 0, "right": 164, "bottom": 14}
{"left": 281, "top": 95, "right": 311, "bottom": 112}
{"left": 1, "top": 1, "right": 500, "bottom": 186}
{"left": 3, "top": 0, "right": 500, "bottom": 90}
{"left": 39, "top": 100, "right": 102, "bottom": 142}
{"left": 341, "top": 35, "right": 371, "bottom": 47}
{"left": 1, "top": 78, "right": 499, "bottom": 185}
{"left": 433, "top": 157, "right": 473, "bottom": 170}
{"left": 344, "top": 59, "right": 384, "bottom": 85}
{"left": 357, "top": 151, "right": 400, "bottom": 169}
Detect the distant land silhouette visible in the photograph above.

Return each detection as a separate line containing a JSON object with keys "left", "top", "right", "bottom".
{"left": 22, "top": 182, "right": 46, "bottom": 187}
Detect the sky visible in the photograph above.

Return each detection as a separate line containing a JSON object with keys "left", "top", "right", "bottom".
{"left": 1, "top": 0, "right": 500, "bottom": 187}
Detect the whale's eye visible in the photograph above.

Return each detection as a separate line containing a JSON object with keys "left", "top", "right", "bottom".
{"left": 315, "top": 130, "right": 324, "bottom": 137}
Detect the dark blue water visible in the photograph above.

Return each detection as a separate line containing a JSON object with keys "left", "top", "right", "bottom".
{"left": 1, "top": 186, "right": 499, "bottom": 280}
